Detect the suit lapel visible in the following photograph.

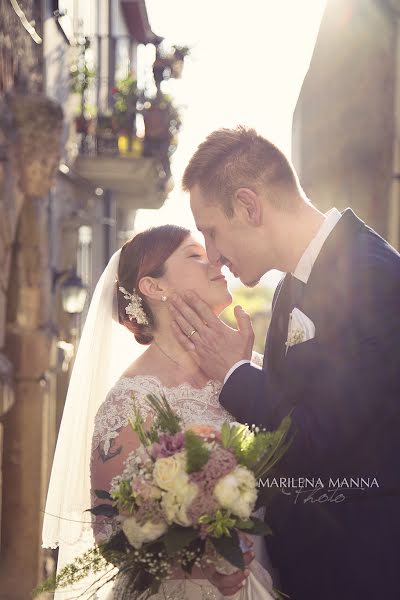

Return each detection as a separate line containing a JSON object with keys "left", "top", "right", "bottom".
{"left": 264, "top": 208, "right": 366, "bottom": 375}
{"left": 264, "top": 273, "right": 292, "bottom": 373}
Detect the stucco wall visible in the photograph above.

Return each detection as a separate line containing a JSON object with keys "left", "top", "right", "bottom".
{"left": 292, "top": 0, "right": 396, "bottom": 236}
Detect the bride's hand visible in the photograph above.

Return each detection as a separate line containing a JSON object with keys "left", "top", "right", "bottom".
{"left": 201, "top": 533, "right": 255, "bottom": 596}
{"left": 169, "top": 291, "right": 254, "bottom": 382}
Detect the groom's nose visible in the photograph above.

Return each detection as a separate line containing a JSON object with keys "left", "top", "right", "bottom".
{"left": 205, "top": 241, "right": 221, "bottom": 266}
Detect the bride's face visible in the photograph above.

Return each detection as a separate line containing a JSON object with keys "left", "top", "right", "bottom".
{"left": 162, "top": 234, "right": 232, "bottom": 314}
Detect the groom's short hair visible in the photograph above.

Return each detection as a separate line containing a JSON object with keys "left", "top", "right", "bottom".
{"left": 182, "top": 126, "right": 301, "bottom": 215}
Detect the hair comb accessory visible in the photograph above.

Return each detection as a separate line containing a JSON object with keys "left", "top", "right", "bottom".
{"left": 118, "top": 285, "right": 149, "bottom": 326}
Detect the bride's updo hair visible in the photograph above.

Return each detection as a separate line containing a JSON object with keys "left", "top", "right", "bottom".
{"left": 117, "top": 225, "right": 190, "bottom": 345}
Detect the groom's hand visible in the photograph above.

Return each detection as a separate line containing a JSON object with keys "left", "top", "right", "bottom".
{"left": 169, "top": 291, "right": 254, "bottom": 382}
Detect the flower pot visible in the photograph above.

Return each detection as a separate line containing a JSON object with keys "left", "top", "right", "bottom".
{"left": 171, "top": 60, "right": 184, "bottom": 79}
{"left": 96, "top": 114, "right": 114, "bottom": 133}
{"left": 144, "top": 106, "right": 171, "bottom": 141}
{"left": 75, "top": 115, "right": 91, "bottom": 134}
{"left": 153, "top": 58, "right": 172, "bottom": 85}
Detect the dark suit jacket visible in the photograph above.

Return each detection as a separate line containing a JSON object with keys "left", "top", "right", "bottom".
{"left": 220, "top": 209, "right": 400, "bottom": 600}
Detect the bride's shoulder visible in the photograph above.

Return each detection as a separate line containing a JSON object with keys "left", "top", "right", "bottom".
{"left": 92, "top": 374, "right": 161, "bottom": 454}
{"left": 100, "top": 372, "right": 163, "bottom": 411}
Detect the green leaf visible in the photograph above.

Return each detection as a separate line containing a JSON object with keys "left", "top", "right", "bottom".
{"left": 273, "top": 587, "right": 291, "bottom": 599}
{"left": 163, "top": 525, "right": 200, "bottom": 557}
{"left": 94, "top": 489, "right": 112, "bottom": 500}
{"left": 145, "top": 393, "right": 182, "bottom": 434}
{"left": 86, "top": 504, "right": 118, "bottom": 517}
{"left": 132, "top": 568, "right": 154, "bottom": 592}
{"left": 247, "top": 517, "right": 273, "bottom": 536}
{"left": 185, "top": 430, "right": 210, "bottom": 473}
{"left": 235, "top": 518, "right": 254, "bottom": 530}
{"left": 252, "top": 415, "right": 295, "bottom": 479}
{"left": 220, "top": 422, "right": 232, "bottom": 448}
{"left": 211, "top": 529, "right": 245, "bottom": 571}
{"left": 149, "top": 577, "right": 162, "bottom": 595}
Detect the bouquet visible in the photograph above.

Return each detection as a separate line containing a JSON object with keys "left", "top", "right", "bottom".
{"left": 34, "top": 393, "right": 292, "bottom": 599}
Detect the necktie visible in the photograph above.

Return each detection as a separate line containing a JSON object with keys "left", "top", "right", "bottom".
{"left": 271, "top": 275, "right": 305, "bottom": 374}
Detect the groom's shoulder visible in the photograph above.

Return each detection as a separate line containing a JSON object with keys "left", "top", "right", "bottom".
{"left": 344, "top": 221, "right": 400, "bottom": 302}
{"left": 351, "top": 221, "right": 400, "bottom": 274}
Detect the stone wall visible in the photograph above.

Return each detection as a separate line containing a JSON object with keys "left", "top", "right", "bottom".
{"left": 292, "top": 0, "right": 396, "bottom": 237}
{"left": 0, "top": 92, "right": 63, "bottom": 598}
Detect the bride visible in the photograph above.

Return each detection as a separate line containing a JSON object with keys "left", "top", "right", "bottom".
{"left": 42, "top": 224, "right": 275, "bottom": 600}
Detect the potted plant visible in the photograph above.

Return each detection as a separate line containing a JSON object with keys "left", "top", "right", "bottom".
{"left": 96, "top": 113, "right": 114, "bottom": 133}
{"left": 171, "top": 45, "right": 190, "bottom": 78}
{"left": 152, "top": 45, "right": 190, "bottom": 86}
{"left": 95, "top": 112, "right": 119, "bottom": 156}
{"left": 111, "top": 73, "right": 138, "bottom": 151}
{"left": 70, "top": 37, "right": 96, "bottom": 134}
{"left": 74, "top": 103, "right": 96, "bottom": 134}
{"left": 143, "top": 93, "right": 181, "bottom": 176}
{"left": 74, "top": 114, "right": 90, "bottom": 134}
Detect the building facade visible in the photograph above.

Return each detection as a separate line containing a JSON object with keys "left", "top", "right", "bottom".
{"left": 292, "top": 0, "right": 400, "bottom": 249}
{"left": 0, "top": 1, "right": 182, "bottom": 597}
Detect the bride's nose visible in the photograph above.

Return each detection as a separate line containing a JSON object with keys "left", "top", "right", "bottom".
{"left": 208, "top": 265, "right": 223, "bottom": 279}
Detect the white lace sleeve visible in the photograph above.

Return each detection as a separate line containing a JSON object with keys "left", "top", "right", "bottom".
{"left": 90, "top": 378, "right": 162, "bottom": 544}
{"left": 91, "top": 377, "right": 160, "bottom": 457}
{"left": 251, "top": 350, "right": 264, "bottom": 368}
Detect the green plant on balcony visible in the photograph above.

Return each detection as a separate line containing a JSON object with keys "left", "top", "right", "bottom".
{"left": 143, "top": 93, "right": 181, "bottom": 143}
{"left": 70, "top": 36, "right": 96, "bottom": 133}
{"left": 143, "top": 92, "right": 182, "bottom": 176}
{"left": 111, "top": 73, "right": 137, "bottom": 134}
{"left": 96, "top": 112, "right": 114, "bottom": 133}
{"left": 152, "top": 44, "right": 190, "bottom": 88}
{"left": 171, "top": 45, "right": 190, "bottom": 78}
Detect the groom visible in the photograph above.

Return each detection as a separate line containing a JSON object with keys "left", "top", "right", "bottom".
{"left": 169, "top": 126, "right": 400, "bottom": 599}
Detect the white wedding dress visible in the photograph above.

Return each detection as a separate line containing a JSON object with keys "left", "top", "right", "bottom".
{"left": 90, "top": 351, "right": 276, "bottom": 600}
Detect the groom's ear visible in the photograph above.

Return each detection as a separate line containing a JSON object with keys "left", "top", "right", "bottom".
{"left": 233, "top": 188, "right": 262, "bottom": 227}
{"left": 138, "top": 276, "right": 164, "bottom": 300}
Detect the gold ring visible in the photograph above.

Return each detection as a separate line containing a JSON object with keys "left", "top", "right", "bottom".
{"left": 188, "top": 329, "right": 197, "bottom": 338}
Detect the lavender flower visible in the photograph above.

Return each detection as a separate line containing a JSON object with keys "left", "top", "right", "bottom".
{"left": 190, "top": 447, "right": 237, "bottom": 491}
{"left": 151, "top": 432, "right": 185, "bottom": 459}
{"left": 187, "top": 447, "right": 237, "bottom": 524}
{"left": 187, "top": 484, "right": 218, "bottom": 525}
{"left": 134, "top": 499, "right": 165, "bottom": 525}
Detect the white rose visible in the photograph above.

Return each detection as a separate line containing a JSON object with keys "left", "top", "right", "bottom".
{"left": 153, "top": 452, "right": 187, "bottom": 492}
{"left": 161, "top": 481, "right": 198, "bottom": 527}
{"left": 121, "top": 516, "right": 167, "bottom": 549}
{"left": 214, "top": 466, "right": 257, "bottom": 519}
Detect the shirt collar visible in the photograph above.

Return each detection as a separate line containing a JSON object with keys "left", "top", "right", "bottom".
{"left": 292, "top": 208, "right": 342, "bottom": 284}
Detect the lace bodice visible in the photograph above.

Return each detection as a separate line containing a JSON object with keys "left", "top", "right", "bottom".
{"left": 92, "top": 351, "right": 263, "bottom": 456}
{"left": 93, "top": 377, "right": 223, "bottom": 456}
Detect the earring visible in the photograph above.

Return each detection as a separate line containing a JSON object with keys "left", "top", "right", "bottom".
{"left": 161, "top": 295, "right": 167, "bottom": 302}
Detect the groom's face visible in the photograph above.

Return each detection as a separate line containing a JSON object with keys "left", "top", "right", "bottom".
{"left": 190, "top": 184, "right": 264, "bottom": 287}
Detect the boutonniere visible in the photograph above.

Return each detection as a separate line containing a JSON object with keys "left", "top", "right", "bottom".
{"left": 285, "top": 327, "right": 305, "bottom": 349}
{"left": 285, "top": 308, "right": 315, "bottom": 355}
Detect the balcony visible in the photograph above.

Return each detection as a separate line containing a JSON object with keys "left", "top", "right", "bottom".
{"left": 70, "top": 10, "right": 188, "bottom": 212}
{"left": 72, "top": 60, "right": 184, "bottom": 209}
{"left": 74, "top": 127, "right": 172, "bottom": 211}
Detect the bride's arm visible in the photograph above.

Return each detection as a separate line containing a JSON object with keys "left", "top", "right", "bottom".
{"left": 90, "top": 410, "right": 152, "bottom": 545}
{"left": 90, "top": 388, "right": 204, "bottom": 579}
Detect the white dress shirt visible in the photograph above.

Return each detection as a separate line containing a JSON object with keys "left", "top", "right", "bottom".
{"left": 223, "top": 208, "right": 342, "bottom": 385}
